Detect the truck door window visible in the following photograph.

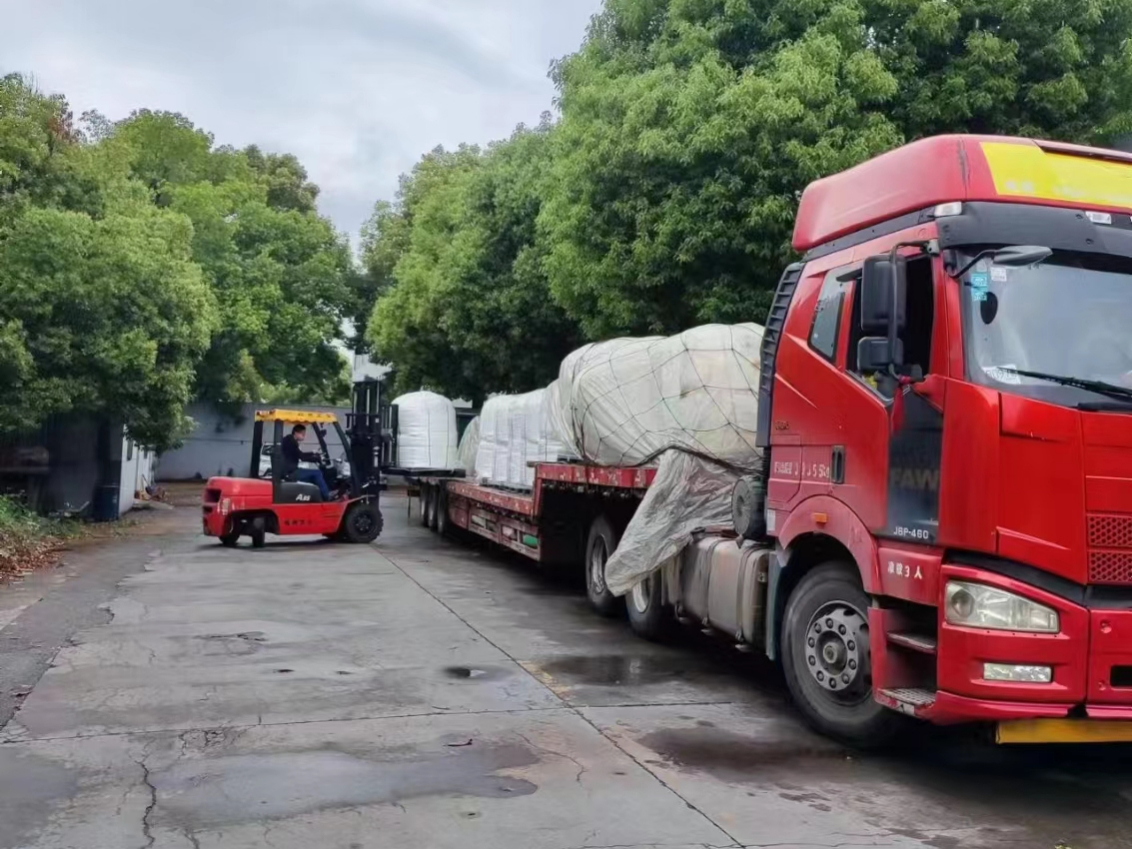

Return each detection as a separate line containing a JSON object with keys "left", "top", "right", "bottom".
{"left": 809, "top": 270, "right": 850, "bottom": 361}
{"left": 901, "top": 255, "right": 934, "bottom": 375}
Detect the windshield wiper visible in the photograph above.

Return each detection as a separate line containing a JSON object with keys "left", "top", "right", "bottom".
{"left": 998, "top": 367, "right": 1132, "bottom": 406}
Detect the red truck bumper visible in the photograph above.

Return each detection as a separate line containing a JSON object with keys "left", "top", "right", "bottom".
{"left": 877, "top": 563, "right": 1132, "bottom": 741}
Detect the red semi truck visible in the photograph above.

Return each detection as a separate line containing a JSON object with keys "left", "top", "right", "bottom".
{"left": 413, "top": 134, "right": 1132, "bottom": 746}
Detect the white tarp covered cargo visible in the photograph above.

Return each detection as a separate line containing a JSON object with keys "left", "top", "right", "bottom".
{"left": 475, "top": 389, "right": 566, "bottom": 490}
{"left": 546, "top": 324, "right": 765, "bottom": 595}
{"left": 393, "top": 391, "right": 459, "bottom": 470}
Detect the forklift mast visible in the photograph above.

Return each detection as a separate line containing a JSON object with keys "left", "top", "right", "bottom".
{"left": 349, "top": 376, "right": 398, "bottom": 478}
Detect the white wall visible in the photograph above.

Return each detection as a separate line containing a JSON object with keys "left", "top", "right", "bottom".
{"left": 118, "top": 435, "right": 155, "bottom": 514}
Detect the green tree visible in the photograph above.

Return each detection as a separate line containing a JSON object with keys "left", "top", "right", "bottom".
{"left": 367, "top": 127, "right": 581, "bottom": 402}
{"left": 0, "top": 77, "right": 215, "bottom": 449}
{"left": 540, "top": 0, "right": 1132, "bottom": 337}
{"left": 103, "top": 111, "right": 354, "bottom": 408}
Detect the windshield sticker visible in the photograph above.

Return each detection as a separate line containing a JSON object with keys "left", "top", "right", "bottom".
{"left": 991, "top": 266, "right": 1009, "bottom": 283}
{"left": 984, "top": 364, "right": 1022, "bottom": 385}
{"left": 970, "top": 271, "right": 989, "bottom": 302}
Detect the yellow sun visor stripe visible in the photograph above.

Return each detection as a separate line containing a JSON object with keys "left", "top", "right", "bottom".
{"left": 982, "top": 141, "right": 1132, "bottom": 210}
{"left": 254, "top": 409, "right": 340, "bottom": 425}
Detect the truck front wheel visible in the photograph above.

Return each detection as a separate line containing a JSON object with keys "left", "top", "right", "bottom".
{"left": 585, "top": 516, "right": 622, "bottom": 618}
{"left": 781, "top": 562, "right": 895, "bottom": 748}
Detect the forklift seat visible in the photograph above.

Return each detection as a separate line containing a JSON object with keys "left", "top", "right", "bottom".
{"left": 278, "top": 482, "right": 324, "bottom": 504}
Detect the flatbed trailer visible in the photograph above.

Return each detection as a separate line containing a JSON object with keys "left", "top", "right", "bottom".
{"left": 414, "top": 463, "right": 657, "bottom": 562}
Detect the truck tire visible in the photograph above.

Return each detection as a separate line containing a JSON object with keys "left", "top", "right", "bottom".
{"left": 436, "top": 487, "right": 450, "bottom": 536}
{"left": 419, "top": 487, "right": 430, "bottom": 528}
{"left": 732, "top": 476, "right": 766, "bottom": 540}
{"left": 427, "top": 486, "right": 440, "bottom": 532}
{"left": 781, "top": 561, "right": 896, "bottom": 748}
{"left": 343, "top": 501, "right": 384, "bottom": 544}
{"left": 626, "top": 572, "right": 670, "bottom": 641}
{"left": 585, "top": 516, "right": 623, "bottom": 618}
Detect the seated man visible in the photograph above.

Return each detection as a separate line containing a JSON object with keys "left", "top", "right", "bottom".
{"left": 281, "top": 424, "right": 331, "bottom": 500}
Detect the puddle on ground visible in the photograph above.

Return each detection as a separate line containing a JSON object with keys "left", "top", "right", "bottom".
{"left": 153, "top": 740, "right": 538, "bottom": 828}
{"left": 536, "top": 654, "right": 733, "bottom": 687}
{"left": 639, "top": 726, "right": 846, "bottom": 779}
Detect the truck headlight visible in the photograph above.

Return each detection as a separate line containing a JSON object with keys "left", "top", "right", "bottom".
{"left": 944, "top": 580, "right": 1059, "bottom": 633}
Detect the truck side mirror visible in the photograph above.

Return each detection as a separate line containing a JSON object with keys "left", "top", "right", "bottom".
{"left": 860, "top": 254, "right": 907, "bottom": 334}
{"left": 857, "top": 338, "right": 905, "bottom": 373}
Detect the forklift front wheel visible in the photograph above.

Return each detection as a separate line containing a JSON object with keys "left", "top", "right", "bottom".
{"left": 220, "top": 531, "right": 240, "bottom": 548}
{"left": 344, "top": 501, "right": 384, "bottom": 544}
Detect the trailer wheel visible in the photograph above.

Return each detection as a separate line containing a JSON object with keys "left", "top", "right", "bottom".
{"left": 626, "top": 572, "right": 670, "bottom": 641}
{"left": 344, "top": 501, "right": 384, "bottom": 544}
{"left": 781, "top": 562, "right": 896, "bottom": 748}
{"left": 427, "top": 486, "right": 440, "bottom": 532}
{"left": 436, "top": 487, "right": 450, "bottom": 536}
{"left": 418, "top": 487, "right": 430, "bottom": 528}
{"left": 585, "top": 516, "right": 623, "bottom": 618}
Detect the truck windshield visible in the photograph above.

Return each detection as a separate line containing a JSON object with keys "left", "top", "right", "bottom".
{"left": 961, "top": 250, "right": 1132, "bottom": 408}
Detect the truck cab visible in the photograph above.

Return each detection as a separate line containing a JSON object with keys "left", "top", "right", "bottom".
{"left": 762, "top": 135, "right": 1132, "bottom": 743}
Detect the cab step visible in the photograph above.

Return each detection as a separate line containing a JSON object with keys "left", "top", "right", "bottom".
{"left": 878, "top": 687, "right": 937, "bottom": 717}
{"left": 887, "top": 632, "right": 937, "bottom": 654}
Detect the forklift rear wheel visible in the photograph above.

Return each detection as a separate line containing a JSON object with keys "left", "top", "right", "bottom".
{"left": 220, "top": 531, "right": 240, "bottom": 548}
{"left": 585, "top": 516, "right": 623, "bottom": 618}
{"left": 781, "top": 562, "right": 897, "bottom": 748}
{"left": 344, "top": 501, "right": 384, "bottom": 544}
{"left": 626, "top": 572, "right": 670, "bottom": 642}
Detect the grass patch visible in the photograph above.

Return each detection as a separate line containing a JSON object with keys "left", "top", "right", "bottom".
{"left": 0, "top": 495, "right": 80, "bottom": 578}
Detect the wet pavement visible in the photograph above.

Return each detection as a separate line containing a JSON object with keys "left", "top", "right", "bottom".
{"left": 1, "top": 492, "right": 1131, "bottom": 848}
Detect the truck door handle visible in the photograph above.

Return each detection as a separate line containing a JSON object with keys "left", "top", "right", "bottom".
{"left": 831, "top": 447, "right": 845, "bottom": 484}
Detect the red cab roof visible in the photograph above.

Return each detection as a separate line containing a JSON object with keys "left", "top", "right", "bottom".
{"left": 792, "top": 135, "right": 1132, "bottom": 252}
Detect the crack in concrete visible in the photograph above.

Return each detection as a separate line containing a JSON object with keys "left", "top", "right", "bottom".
{"left": 515, "top": 730, "right": 589, "bottom": 785}
{"left": 135, "top": 757, "right": 157, "bottom": 849}
{"left": 380, "top": 548, "right": 742, "bottom": 849}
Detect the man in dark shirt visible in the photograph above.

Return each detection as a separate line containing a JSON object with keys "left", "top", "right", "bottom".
{"left": 281, "top": 425, "right": 331, "bottom": 500}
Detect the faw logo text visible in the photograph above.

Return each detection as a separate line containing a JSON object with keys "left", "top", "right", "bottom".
{"left": 890, "top": 467, "right": 940, "bottom": 492}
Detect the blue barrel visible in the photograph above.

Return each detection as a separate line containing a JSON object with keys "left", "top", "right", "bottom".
{"left": 92, "top": 485, "right": 120, "bottom": 523}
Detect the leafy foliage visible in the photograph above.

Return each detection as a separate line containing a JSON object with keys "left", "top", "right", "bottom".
{"left": 366, "top": 125, "right": 580, "bottom": 403}
{"left": 367, "top": 0, "right": 1132, "bottom": 399}
{"left": 0, "top": 75, "right": 351, "bottom": 449}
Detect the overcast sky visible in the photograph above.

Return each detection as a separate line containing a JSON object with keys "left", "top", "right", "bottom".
{"left": 1, "top": 0, "right": 602, "bottom": 239}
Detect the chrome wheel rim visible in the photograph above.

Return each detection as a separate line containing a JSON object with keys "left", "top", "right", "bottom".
{"left": 630, "top": 577, "right": 651, "bottom": 614}
{"left": 589, "top": 537, "right": 608, "bottom": 595}
{"left": 803, "top": 600, "right": 870, "bottom": 703}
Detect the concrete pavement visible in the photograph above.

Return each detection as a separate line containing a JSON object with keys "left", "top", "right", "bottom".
{"left": 1, "top": 493, "right": 1131, "bottom": 848}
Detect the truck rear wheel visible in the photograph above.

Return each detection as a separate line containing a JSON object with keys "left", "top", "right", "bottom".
{"left": 626, "top": 572, "right": 670, "bottom": 641}
{"left": 427, "top": 486, "right": 440, "bottom": 532}
{"left": 436, "top": 487, "right": 450, "bottom": 536}
{"left": 585, "top": 516, "right": 622, "bottom": 618}
{"left": 781, "top": 562, "right": 895, "bottom": 748}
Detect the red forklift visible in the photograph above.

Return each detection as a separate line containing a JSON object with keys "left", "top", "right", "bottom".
{"left": 202, "top": 381, "right": 396, "bottom": 547}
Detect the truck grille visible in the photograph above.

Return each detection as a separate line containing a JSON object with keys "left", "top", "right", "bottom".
{"left": 1088, "top": 515, "right": 1132, "bottom": 585}
{"left": 1082, "top": 516, "right": 1132, "bottom": 588}
{"left": 1089, "top": 515, "right": 1132, "bottom": 549}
